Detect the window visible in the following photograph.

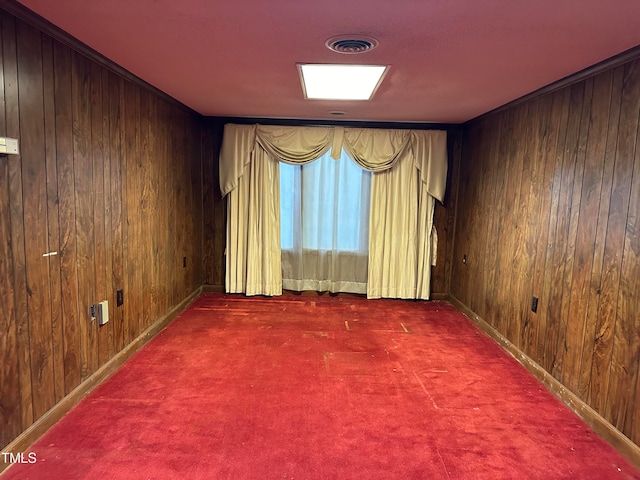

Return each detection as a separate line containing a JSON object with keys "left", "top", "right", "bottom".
{"left": 280, "top": 148, "right": 371, "bottom": 293}
{"left": 280, "top": 149, "right": 371, "bottom": 252}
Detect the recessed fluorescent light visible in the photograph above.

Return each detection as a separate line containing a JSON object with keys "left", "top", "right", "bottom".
{"left": 298, "top": 64, "right": 388, "bottom": 101}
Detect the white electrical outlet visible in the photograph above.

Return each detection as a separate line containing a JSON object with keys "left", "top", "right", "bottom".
{"left": 97, "top": 300, "right": 109, "bottom": 326}
{"left": 0, "top": 137, "right": 19, "bottom": 155}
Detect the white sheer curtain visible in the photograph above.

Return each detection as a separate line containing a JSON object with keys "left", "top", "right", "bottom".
{"left": 280, "top": 149, "right": 371, "bottom": 294}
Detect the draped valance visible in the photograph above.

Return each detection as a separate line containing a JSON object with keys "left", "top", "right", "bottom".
{"left": 219, "top": 123, "right": 448, "bottom": 203}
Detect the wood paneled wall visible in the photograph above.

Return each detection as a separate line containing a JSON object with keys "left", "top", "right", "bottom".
{"left": 452, "top": 56, "right": 640, "bottom": 445}
{"left": 431, "top": 128, "right": 461, "bottom": 295}
{"left": 201, "top": 118, "right": 225, "bottom": 288}
{"left": 0, "top": 12, "right": 203, "bottom": 449}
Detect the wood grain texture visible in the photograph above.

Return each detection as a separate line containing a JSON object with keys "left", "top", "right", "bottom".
{"left": 563, "top": 75, "right": 609, "bottom": 393}
{"left": 108, "top": 72, "right": 125, "bottom": 355}
{"left": 520, "top": 97, "right": 548, "bottom": 359}
{"left": 606, "top": 61, "right": 640, "bottom": 434}
{"left": 201, "top": 118, "right": 229, "bottom": 289}
{"left": 527, "top": 92, "right": 563, "bottom": 362}
{"left": 0, "top": 15, "right": 21, "bottom": 448}
{"left": 124, "top": 82, "right": 142, "bottom": 343}
{"left": 579, "top": 68, "right": 622, "bottom": 406}
{"left": 431, "top": 127, "right": 461, "bottom": 295}
{"left": 17, "top": 20, "right": 57, "bottom": 421}
{"left": 3, "top": 13, "right": 34, "bottom": 436}
{"left": 72, "top": 50, "right": 97, "bottom": 380}
{"left": 0, "top": 9, "right": 203, "bottom": 451}
{"left": 452, "top": 57, "right": 640, "bottom": 446}
{"left": 41, "top": 34, "right": 65, "bottom": 406}
{"left": 554, "top": 80, "right": 591, "bottom": 383}
{"left": 101, "top": 67, "right": 115, "bottom": 363}
{"left": 480, "top": 116, "right": 502, "bottom": 326}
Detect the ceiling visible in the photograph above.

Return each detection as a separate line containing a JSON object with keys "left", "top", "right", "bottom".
{"left": 17, "top": 0, "right": 640, "bottom": 123}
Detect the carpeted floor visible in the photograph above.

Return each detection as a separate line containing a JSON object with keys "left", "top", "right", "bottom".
{"left": 3, "top": 293, "right": 639, "bottom": 479}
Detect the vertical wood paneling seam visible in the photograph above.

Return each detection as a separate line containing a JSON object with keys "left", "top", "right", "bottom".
{"left": 444, "top": 129, "right": 463, "bottom": 294}
{"left": 513, "top": 103, "right": 528, "bottom": 348}
{"left": 42, "top": 32, "right": 56, "bottom": 400}
{"left": 603, "top": 105, "right": 626, "bottom": 422}
{"left": 495, "top": 112, "right": 511, "bottom": 332}
{"left": 90, "top": 62, "right": 106, "bottom": 365}
{"left": 521, "top": 98, "right": 544, "bottom": 358}
{"left": 199, "top": 124, "right": 204, "bottom": 285}
{"left": 118, "top": 78, "right": 128, "bottom": 349}
{"left": 54, "top": 42, "right": 81, "bottom": 394}
{"left": 102, "top": 67, "right": 114, "bottom": 360}
{"left": 32, "top": 23, "right": 54, "bottom": 418}
{"left": 602, "top": 63, "right": 640, "bottom": 422}
{"left": 628, "top": 99, "right": 640, "bottom": 439}
{"left": 536, "top": 92, "right": 562, "bottom": 359}
{"left": 0, "top": 14, "right": 21, "bottom": 447}
{"left": 485, "top": 116, "right": 506, "bottom": 330}
{"left": 559, "top": 79, "right": 593, "bottom": 388}
{"left": 69, "top": 52, "right": 85, "bottom": 381}
{"left": 41, "top": 30, "right": 64, "bottom": 405}
{"left": 538, "top": 89, "right": 570, "bottom": 370}
{"left": 9, "top": 15, "right": 35, "bottom": 430}
{"left": 585, "top": 67, "right": 624, "bottom": 412}
{"left": 538, "top": 95, "right": 559, "bottom": 357}
{"left": 617, "top": 79, "right": 640, "bottom": 435}
{"left": 447, "top": 129, "right": 462, "bottom": 296}
{"left": 70, "top": 50, "right": 79, "bottom": 371}
{"left": 474, "top": 122, "right": 491, "bottom": 320}
{"left": 553, "top": 83, "right": 585, "bottom": 380}
{"left": 545, "top": 89, "right": 582, "bottom": 378}
{"left": 576, "top": 72, "right": 615, "bottom": 398}
{"left": 117, "top": 76, "right": 125, "bottom": 352}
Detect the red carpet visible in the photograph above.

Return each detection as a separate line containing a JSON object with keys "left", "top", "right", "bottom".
{"left": 3, "top": 293, "right": 639, "bottom": 479}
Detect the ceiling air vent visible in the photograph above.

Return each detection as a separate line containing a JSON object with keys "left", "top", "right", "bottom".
{"left": 325, "top": 35, "right": 379, "bottom": 54}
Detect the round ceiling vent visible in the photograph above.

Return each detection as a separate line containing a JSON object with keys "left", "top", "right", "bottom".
{"left": 325, "top": 35, "right": 379, "bottom": 54}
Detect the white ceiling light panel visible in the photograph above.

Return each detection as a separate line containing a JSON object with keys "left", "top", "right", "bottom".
{"left": 298, "top": 64, "right": 388, "bottom": 101}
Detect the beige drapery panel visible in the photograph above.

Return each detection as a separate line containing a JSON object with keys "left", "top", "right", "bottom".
{"left": 225, "top": 147, "right": 282, "bottom": 296}
{"left": 366, "top": 154, "right": 436, "bottom": 299}
{"left": 219, "top": 123, "right": 447, "bottom": 298}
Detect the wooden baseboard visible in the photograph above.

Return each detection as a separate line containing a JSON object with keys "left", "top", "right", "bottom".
{"left": 0, "top": 286, "right": 203, "bottom": 474}
{"left": 202, "top": 284, "right": 225, "bottom": 293}
{"left": 446, "top": 293, "right": 640, "bottom": 468}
